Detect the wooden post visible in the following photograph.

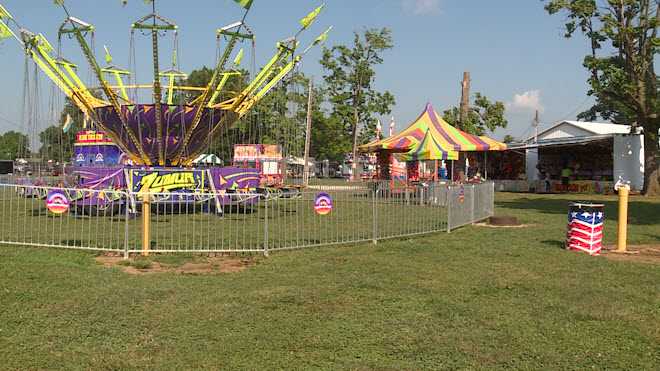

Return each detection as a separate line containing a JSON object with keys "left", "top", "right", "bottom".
{"left": 533, "top": 110, "right": 539, "bottom": 143}
{"left": 303, "top": 79, "right": 313, "bottom": 186}
{"left": 459, "top": 72, "right": 470, "bottom": 127}
{"left": 141, "top": 192, "right": 151, "bottom": 257}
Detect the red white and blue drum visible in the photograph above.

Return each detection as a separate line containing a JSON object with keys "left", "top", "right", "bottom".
{"left": 566, "top": 203, "right": 604, "bottom": 256}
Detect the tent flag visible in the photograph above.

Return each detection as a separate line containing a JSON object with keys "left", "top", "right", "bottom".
{"left": 233, "top": 48, "right": 244, "bottom": 66}
{"left": 300, "top": 4, "right": 324, "bottom": 30}
{"left": 233, "top": 0, "right": 254, "bottom": 10}
{"left": 103, "top": 45, "right": 113, "bottom": 65}
{"left": 62, "top": 114, "right": 73, "bottom": 133}
{"left": 0, "top": 22, "right": 11, "bottom": 40}
{"left": 313, "top": 26, "right": 332, "bottom": 46}
{"left": 0, "top": 5, "right": 13, "bottom": 20}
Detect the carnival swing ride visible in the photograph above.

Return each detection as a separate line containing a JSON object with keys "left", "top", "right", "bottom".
{"left": 0, "top": 0, "right": 330, "bottom": 210}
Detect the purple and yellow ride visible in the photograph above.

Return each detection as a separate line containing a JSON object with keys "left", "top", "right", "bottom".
{"left": 0, "top": 1, "right": 330, "bottom": 212}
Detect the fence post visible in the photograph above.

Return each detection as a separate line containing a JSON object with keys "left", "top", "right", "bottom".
{"left": 490, "top": 181, "right": 495, "bottom": 217}
{"left": 141, "top": 192, "right": 151, "bottom": 257}
{"left": 446, "top": 185, "right": 451, "bottom": 233}
{"left": 470, "top": 185, "right": 475, "bottom": 224}
{"left": 263, "top": 197, "right": 269, "bottom": 257}
{"left": 123, "top": 191, "right": 130, "bottom": 260}
{"left": 372, "top": 188, "right": 377, "bottom": 244}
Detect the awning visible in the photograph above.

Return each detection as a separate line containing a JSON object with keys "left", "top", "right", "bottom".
{"left": 192, "top": 153, "right": 222, "bottom": 164}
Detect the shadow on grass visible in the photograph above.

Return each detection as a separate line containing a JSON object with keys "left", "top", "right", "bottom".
{"left": 541, "top": 239, "right": 565, "bottom": 250}
{"left": 496, "top": 197, "right": 660, "bottom": 225}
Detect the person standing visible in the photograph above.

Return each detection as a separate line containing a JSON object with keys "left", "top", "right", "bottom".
{"left": 561, "top": 165, "right": 572, "bottom": 187}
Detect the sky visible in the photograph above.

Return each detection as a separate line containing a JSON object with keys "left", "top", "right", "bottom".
{"left": 0, "top": 0, "right": 598, "bottom": 142}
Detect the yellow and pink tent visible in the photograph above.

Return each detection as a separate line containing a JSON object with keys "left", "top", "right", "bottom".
{"left": 360, "top": 103, "right": 507, "bottom": 160}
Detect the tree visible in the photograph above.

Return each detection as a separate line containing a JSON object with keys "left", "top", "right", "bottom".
{"left": 442, "top": 93, "right": 508, "bottom": 136}
{"left": 320, "top": 28, "right": 396, "bottom": 173}
{"left": 178, "top": 66, "right": 313, "bottom": 162}
{"left": 502, "top": 134, "right": 516, "bottom": 144}
{"left": 0, "top": 131, "right": 29, "bottom": 160}
{"left": 545, "top": 0, "right": 659, "bottom": 195}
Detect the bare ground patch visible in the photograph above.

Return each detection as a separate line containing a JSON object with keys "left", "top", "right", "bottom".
{"left": 473, "top": 222, "right": 534, "bottom": 229}
{"left": 95, "top": 254, "right": 257, "bottom": 275}
{"left": 601, "top": 245, "right": 660, "bottom": 265}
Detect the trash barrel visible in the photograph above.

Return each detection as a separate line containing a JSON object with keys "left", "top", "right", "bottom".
{"left": 566, "top": 202, "right": 604, "bottom": 256}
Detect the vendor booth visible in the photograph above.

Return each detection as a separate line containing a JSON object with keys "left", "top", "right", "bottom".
{"left": 499, "top": 121, "right": 645, "bottom": 193}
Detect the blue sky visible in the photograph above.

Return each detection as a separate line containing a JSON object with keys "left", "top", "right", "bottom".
{"left": 0, "top": 0, "right": 596, "bottom": 141}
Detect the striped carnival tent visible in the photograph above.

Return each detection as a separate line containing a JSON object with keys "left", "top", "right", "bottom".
{"left": 398, "top": 129, "right": 456, "bottom": 161}
{"left": 360, "top": 103, "right": 507, "bottom": 159}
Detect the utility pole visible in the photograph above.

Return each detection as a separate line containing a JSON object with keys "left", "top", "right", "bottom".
{"left": 351, "top": 72, "right": 362, "bottom": 181}
{"left": 533, "top": 109, "right": 539, "bottom": 143}
{"left": 459, "top": 71, "right": 471, "bottom": 127}
{"left": 303, "top": 78, "right": 313, "bottom": 186}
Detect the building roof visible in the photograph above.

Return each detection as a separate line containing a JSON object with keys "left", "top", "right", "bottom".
{"left": 557, "top": 121, "right": 631, "bottom": 135}
{"left": 526, "top": 120, "right": 633, "bottom": 143}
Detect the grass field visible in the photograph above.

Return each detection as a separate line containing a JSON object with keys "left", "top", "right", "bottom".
{"left": 1, "top": 192, "right": 659, "bottom": 369}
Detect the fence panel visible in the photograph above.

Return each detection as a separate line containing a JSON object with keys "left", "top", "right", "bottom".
{"left": 267, "top": 188, "right": 374, "bottom": 251}
{"left": 447, "top": 181, "right": 494, "bottom": 231}
{"left": 126, "top": 192, "right": 266, "bottom": 254}
{"left": 0, "top": 184, "right": 129, "bottom": 253}
{"left": 374, "top": 183, "right": 447, "bottom": 240}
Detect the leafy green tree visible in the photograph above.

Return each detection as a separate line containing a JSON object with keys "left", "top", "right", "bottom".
{"left": 179, "top": 66, "right": 313, "bottom": 162}
{"left": 545, "top": 0, "right": 659, "bottom": 195}
{"left": 320, "top": 28, "right": 396, "bottom": 173}
{"left": 442, "top": 93, "right": 508, "bottom": 136}
{"left": 0, "top": 131, "right": 30, "bottom": 160}
{"left": 502, "top": 134, "right": 516, "bottom": 144}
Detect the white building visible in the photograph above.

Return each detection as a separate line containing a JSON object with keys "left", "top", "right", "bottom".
{"left": 521, "top": 120, "right": 644, "bottom": 191}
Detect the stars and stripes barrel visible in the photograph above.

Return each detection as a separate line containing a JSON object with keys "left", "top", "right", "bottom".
{"left": 566, "top": 203, "right": 604, "bottom": 256}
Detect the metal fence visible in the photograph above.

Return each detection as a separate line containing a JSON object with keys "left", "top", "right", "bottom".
{"left": 0, "top": 184, "right": 129, "bottom": 253}
{"left": 0, "top": 181, "right": 494, "bottom": 256}
{"left": 447, "top": 182, "right": 495, "bottom": 231}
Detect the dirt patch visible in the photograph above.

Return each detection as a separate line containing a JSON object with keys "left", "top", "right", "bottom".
{"left": 474, "top": 222, "right": 534, "bottom": 229}
{"left": 95, "top": 255, "right": 257, "bottom": 275}
{"left": 601, "top": 245, "right": 660, "bottom": 265}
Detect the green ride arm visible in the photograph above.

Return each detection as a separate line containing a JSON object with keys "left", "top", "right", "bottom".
{"left": 70, "top": 25, "right": 151, "bottom": 165}
{"left": 208, "top": 71, "right": 241, "bottom": 106}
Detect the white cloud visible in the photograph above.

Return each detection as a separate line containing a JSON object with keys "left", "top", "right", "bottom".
{"left": 402, "top": 0, "right": 441, "bottom": 16}
{"left": 507, "top": 90, "right": 544, "bottom": 113}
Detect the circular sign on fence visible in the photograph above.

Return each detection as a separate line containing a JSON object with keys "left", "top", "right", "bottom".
{"left": 46, "top": 190, "right": 70, "bottom": 215}
{"left": 314, "top": 192, "right": 333, "bottom": 215}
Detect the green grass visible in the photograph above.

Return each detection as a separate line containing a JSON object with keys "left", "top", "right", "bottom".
{"left": 0, "top": 192, "right": 659, "bottom": 369}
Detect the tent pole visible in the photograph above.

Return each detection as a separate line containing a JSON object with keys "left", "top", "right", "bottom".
{"left": 484, "top": 152, "right": 488, "bottom": 180}
{"left": 451, "top": 160, "right": 454, "bottom": 183}
{"left": 434, "top": 159, "right": 438, "bottom": 182}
